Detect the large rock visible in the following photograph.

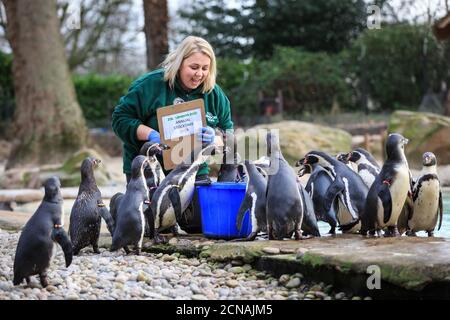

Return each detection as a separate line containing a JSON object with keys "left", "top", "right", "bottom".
{"left": 0, "top": 148, "right": 111, "bottom": 189}
{"left": 234, "top": 121, "right": 352, "bottom": 165}
{"left": 388, "top": 111, "right": 450, "bottom": 168}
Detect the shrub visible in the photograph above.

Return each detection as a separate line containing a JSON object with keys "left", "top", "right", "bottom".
{"left": 73, "top": 73, "right": 133, "bottom": 127}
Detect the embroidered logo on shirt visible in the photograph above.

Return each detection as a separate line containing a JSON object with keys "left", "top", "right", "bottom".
{"left": 206, "top": 112, "right": 218, "bottom": 124}
{"left": 173, "top": 97, "right": 185, "bottom": 105}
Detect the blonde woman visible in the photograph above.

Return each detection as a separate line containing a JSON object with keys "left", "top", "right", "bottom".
{"left": 112, "top": 36, "right": 233, "bottom": 185}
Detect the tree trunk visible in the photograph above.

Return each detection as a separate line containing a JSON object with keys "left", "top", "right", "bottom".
{"left": 143, "top": 0, "right": 169, "bottom": 70}
{"left": 2, "top": 0, "right": 89, "bottom": 170}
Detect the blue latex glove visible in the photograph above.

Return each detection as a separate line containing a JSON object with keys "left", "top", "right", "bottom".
{"left": 147, "top": 130, "right": 161, "bottom": 144}
{"left": 197, "top": 126, "right": 215, "bottom": 144}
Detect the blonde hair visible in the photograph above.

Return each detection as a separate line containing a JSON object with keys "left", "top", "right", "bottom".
{"left": 162, "top": 36, "right": 216, "bottom": 94}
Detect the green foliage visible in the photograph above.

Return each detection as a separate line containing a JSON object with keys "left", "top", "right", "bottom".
{"left": 217, "top": 47, "right": 352, "bottom": 123}
{"left": 73, "top": 73, "right": 133, "bottom": 127}
{"left": 345, "top": 24, "right": 450, "bottom": 111}
{"left": 178, "top": 0, "right": 367, "bottom": 59}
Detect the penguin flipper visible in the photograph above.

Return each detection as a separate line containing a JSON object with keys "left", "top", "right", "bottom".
{"left": 378, "top": 184, "right": 393, "bottom": 224}
{"left": 143, "top": 206, "right": 155, "bottom": 238}
{"left": 438, "top": 190, "right": 443, "bottom": 231}
{"left": 52, "top": 227, "right": 73, "bottom": 267}
{"left": 98, "top": 205, "right": 115, "bottom": 236}
{"left": 109, "top": 192, "right": 124, "bottom": 222}
{"left": 236, "top": 194, "right": 252, "bottom": 232}
{"left": 323, "top": 178, "right": 345, "bottom": 212}
{"left": 169, "top": 187, "right": 183, "bottom": 222}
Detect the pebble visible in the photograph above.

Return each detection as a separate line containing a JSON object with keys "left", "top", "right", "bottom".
{"left": 0, "top": 229, "right": 360, "bottom": 300}
{"left": 285, "top": 278, "right": 301, "bottom": 288}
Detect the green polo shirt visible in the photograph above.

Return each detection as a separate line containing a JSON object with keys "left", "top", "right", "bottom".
{"left": 111, "top": 69, "right": 234, "bottom": 175}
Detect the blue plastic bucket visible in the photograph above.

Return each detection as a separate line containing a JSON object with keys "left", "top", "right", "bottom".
{"left": 197, "top": 182, "right": 251, "bottom": 239}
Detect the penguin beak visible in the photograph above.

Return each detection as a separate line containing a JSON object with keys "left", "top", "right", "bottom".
{"left": 298, "top": 167, "right": 305, "bottom": 177}
{"left": 295, "top": 158, "right": 304, "bottom": 167}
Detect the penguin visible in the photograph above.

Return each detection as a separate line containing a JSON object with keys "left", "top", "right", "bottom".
{"left": 265, "top": 132, "right": 304, "bottom": 240}
{"left": 110, "top": 155, "right": 150, "bottom": 254}
{"left": 236, "top": 159, "right": 267, "bottom": 241}
{"left": 148, "top": 143, "right": 222, "bottom": 244}
{"left": 139, "top": 141, "right": 168, "bottom": 198}
{"left": 361, "top": 133, "right": 411, "bottom": 237}
{"left": 298, "top": 182, "right": 321, "bottom": 237}
{"left": 406, "top": 152, "right": 443, "bottom": 237}
{"left": 302, "top": 151, "right": 368, "bottom": 232}
{"left": 218, "top": 131, "right": 240, "bottom": 182}
{"left": 13, "top": 177, "right": 72, "bottom": 287}
{"left": 296, "top": 160, "right": 338, "bottom": 234}
{"left": 69, "top": 157, "right": 115, "bottom": 255}
{"left": 346, "top": 148, "right": 381, "bottom": 188}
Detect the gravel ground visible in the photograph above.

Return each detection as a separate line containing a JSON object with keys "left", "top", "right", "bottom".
{"left": 0, "top": 228, "right": 371, "bottom": 300}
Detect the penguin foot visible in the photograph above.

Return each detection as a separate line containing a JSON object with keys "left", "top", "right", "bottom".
{"left": 26, "top": 277, "right": 31, "bottom": 285}
{"left": 384, "top": 226, "right": 400, "bottom": 237}
{"left": 153, "top": 234, "right": 167, "bottom": 244}
{"left": 328, "top": 227, "right": 336, "bottom": 235}
{"left": 39, "top": 273, "right": 48, "bottom": 288}
{"left": 123, "top": 246, "right": 131, "bottom": 254}
{"left": 93, "top": 245, "right": 100, "bottom": 254}
{"left": 406, "top": 230, "right": 417, "bottom": 237}
{"left": 427, "top": 231, "right": 434, "bottom": 237}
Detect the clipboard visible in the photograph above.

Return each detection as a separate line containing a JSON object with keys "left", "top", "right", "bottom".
{"left": 157, "top": 99, "right": 206, "bottom": 170}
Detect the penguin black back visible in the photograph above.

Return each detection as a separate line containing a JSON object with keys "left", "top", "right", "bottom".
{"left": 14, "top": 177, "right": 72, "bottom": 287}
{"left": 111, "top": 155, "right": 150, "bottom": 254}
{"left": 69, "top": 157, "right": 114, "bottom": 255}
{"left": 266, "top": 132, "right": 304, "bottom": 240}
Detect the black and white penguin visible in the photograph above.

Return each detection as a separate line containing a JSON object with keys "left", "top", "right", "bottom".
{"left": 296, "top": 160, "right": 338, "bottom": 234}
{"left": 13, "top": 177, "right": 72, "bottom": 287}
{"left": 139, "top": 142, "right": 168, "bottom": 197}
{"left": 361, "top": 133, "right": 411, "bottom": 237}
{"left": 110, "top": 155, "right": 150, "bottom": 254}
{"left": 302, "top": 151, "right": 368, "bottom": 232}
{"left": 69, "top": 157, "right": 115, "bottom": 255}
{"left": 346, "top": 148, "right": 381, "bottom": 188}
{"left": 218, "top": 131, "right": 240, "bottom": 182}
{"left": 406, "top": 152, "right": 443, "bottom": 237}
{"left": 148, "top": 143, "right": 222, "bottom": 243}
{"left": 266, "top": 132, "right": 304, "bottom": 240}
{"left": 236, "top": 160, "right": 267, "bottom": 240}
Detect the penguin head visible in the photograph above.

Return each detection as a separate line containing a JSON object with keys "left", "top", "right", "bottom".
{"left": 140, "top": 142, "right": 169, "bottom": 159}
{"left": 130, "top": 155, "right": 150, "bottom": 179}
{"left": 80, "top": 157, "right": 101, "bottom": 180}
{"left": 347, "top": 151, "right": 361, "bottom": 163}
{"left": 422, "top": 152, "right": 437, "bottom": 166}
{"left": 295, "top": 157, "right": 311, "bottom": 177}
{"left": 266, "top": 131, "right": 280, "bottom": 155}
{"left": 386, "top": 133, "right": 408, "bottom": 161}
{"left": 336, "top": 153, "right": 350, "bottom": 164}
{"left": 303, "top": 152, "right": 321, "bottom": 166}
{"left": 43, "top": 176, "right": 62, "bottom": 203}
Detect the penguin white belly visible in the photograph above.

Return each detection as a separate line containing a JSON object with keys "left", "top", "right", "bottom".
{"left": 160, "top": 206, "right": 176, "bottom": 230}
{"left": 337, "top": 198, "right": 360, "bottom": 233}
{"left": 410, "top": 180, "right": 440, "bottom": 231}
{"left": 160, "top": 174, "right": 196, "bottom": 230}
{"left": 379, "top": 166, "right": 409, "bottom": 227}
{"left": 249, "top": 193, "right": 258, "bottom": 233}
{"left": 359, "top": 170, "right": 375, "bottom": 188}
{"left": 138, "top": 202, "right": 145, "bottom": 248}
